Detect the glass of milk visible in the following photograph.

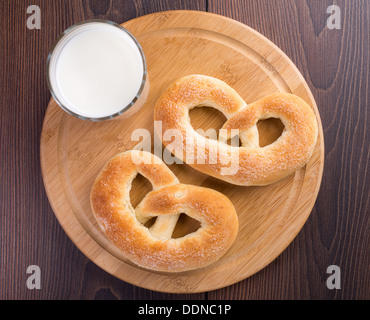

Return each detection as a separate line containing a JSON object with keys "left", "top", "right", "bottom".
{"left": 47, "top": 20, "right": 148, "bottom": 121}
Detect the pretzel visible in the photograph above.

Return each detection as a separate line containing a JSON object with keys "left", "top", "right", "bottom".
{"left": 90, "top": 150, "right": 239, "bottom": 272}
{"left": 154, "top": 74, "right": 318, "bottom": 186}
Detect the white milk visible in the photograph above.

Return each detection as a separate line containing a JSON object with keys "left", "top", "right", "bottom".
{"left": 48, "top": 22, "right": 145, "bottom": 119}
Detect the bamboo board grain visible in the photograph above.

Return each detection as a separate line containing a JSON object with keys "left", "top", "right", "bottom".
{"left": 40, "top": 10, "right": 324, "bottom": 293}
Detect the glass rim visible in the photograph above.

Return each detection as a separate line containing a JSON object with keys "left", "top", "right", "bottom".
{"left": 46, "top": 19, "right": 148, "bottom": 122}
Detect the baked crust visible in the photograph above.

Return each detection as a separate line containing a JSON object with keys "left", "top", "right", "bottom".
{"left": 90, "top": 150, "right": 239, "bottom": 272}
{"left": 154, "top": 74, "right": 318, "bottom": 186}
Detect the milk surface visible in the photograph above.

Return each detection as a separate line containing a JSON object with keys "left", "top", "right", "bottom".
{"left": 54, "top": 23, "right": 144, "bottom": 118}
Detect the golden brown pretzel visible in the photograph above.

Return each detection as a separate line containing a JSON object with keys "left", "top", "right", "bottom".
{"left": 154, "top": 74, "right": 319, "bottom": 186}
{"left": 90, "top": 150, "right": 239, "bottom": 272}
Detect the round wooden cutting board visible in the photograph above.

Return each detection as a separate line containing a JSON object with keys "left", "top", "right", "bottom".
{"left": 40, "top": 11, "right": 324, "bottom": 293}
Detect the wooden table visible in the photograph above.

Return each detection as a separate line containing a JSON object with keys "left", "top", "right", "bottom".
{"left": 1, "top": 0, "right": 368, "bottom": 300}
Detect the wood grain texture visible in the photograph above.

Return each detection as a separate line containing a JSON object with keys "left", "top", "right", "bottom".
{"left": 208, "top": 0, "right": 369, "bottom": 300}
{"left": 0, "top": 0, "right": 368, "bottom": 300}
{"left": 40, "top": 10, "right": 324, "bottom": 293}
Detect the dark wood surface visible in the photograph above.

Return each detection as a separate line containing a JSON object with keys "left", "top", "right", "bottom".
{"left": 1, "top": 0, "right": 368, "bottom": 300}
